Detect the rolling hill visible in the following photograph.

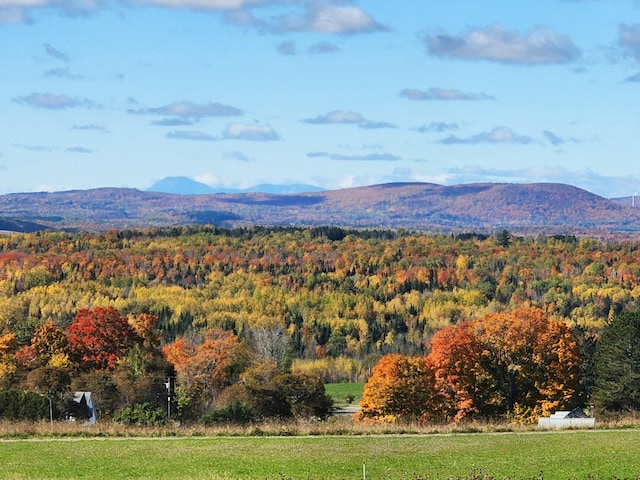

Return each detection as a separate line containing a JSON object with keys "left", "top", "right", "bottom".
{"left": 1, "top": 182, "right": 640, "bottom": 235}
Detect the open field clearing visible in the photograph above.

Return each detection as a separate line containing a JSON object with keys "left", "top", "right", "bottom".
{"left": 2, "top": 429, "right": 640, "bottom": 479}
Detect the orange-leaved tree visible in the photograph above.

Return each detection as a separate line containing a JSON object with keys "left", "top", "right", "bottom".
{"left": 163, "top": 328, "right": 251, "bottom": 416}
{"left": 470, "top": 306, "right": 582, "bottom": 417}
{"left": 427, "top": 321, "right": 488, "bottom": 422}
{"left": 357, "top": 353, "right": 439, "bottom": 423}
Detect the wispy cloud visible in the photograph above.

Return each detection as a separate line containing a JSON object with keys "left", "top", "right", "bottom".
{"left": 443, "top": 165, "right": 640, "bottom": 198}
{"left": 43, "top": 67, "right": 83, "bottom": 79}
{"left": 166, "top": 130, "right": 218, "bottom": 141}
{"left": 1, "top": 0, "right": 103, "bottom": 25}
{"left": 307, "top": 151, "right": 400, "bottom": 161}
{"left": 222, "top": 123, "right": 279, "bottom": 141}
{"left": 44, "top": 43, "right": 69, "bottom": 62}
{"left": 136, "top": 0, "right": 275, "bottom": 9}
{"left": 12, "top": 92, "right": 93, "bottom": 109}
{"left": 72, "top": 124, "right": 109, "bottom": 133}
{"left": 620, "top": 23, "right": 640, "bottom": 62}
{"left": 425, "top": 24, "right": 580, "bottom": 65}
{"left": 308, "top": 41, "right": 340, "bottom": 54}
{"left": 65, "top": 146, "right": 92, "bottom": 153}
{"left": 152, "top": 118, "right": 195, "bottom": 127}
{"left": 400, "top": 87, "right": 494, "bottom": 101}
{"left": 224, "top": 150, "right": 254, "bottom": 162}
{"left": 623, "top": 72, "right": 640, "bottom": 82}
{"left": 276, "top": 40, "right": 296, "bottom": 56}
{"left": 129, "top": 100, "right": 243, "bottom": 119}
{"left": 11, "top": 143, "right": 54, "bottom": 152}
{"left": 542, "top": 130, "right": 580, "bottom": 146}
{"left": 302, "top": 110, "right": 395, "bottom": 130}
{"left": 359, "top": 121, "right": 396, "bottom": 130}
{"left": 440, "top": 126, "right": 535, "bottom": 145}
{"left": 414, "top": 122, "right": 460, "bottom": 133}
{"left": 302, "top": 110, "right": 365, "bottom": 124}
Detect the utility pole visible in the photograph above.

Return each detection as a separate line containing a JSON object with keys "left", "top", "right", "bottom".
{"left": 164, "top": 377, "right": 173, "bottom": 419}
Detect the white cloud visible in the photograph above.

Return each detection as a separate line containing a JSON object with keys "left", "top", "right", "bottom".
{"left": 129, "top": 100, "right": 243, "bottom": 118}
{"left": 302, "top": 110, "right": 365, "bottom": 124}
{"left": 135, "top": 0, "right": 272, "bottom": 9}
{"left": 194, "top": 172, "right": 219, "bottom": 186}
{"left": 224, "top": 1, "right": 388, "bottom": 35}
{"left": 0, "top": 0, "right": 49, "bottom": 6}
{"left": 308, "top": 4, "right": 388, "bottom": 34}
{"left": 222, "top": 123, "right": 278, "bottom": 141}
{"left": 2, "top": 0, "right": 388, "bottom": 36}
{"left": 440, "top": 126, "right": 535, "bottom": 145}
{"left": 444, "top": 165, "right": 640, "bottom": 198}
{"left": 425, "top": 24, "right": 580, "bottom": 65}
{"left": 0, "top": 0, "right": 103, "bottom": 24}
{"left": 620, "top": 23, "right": 640, "bottom": 62}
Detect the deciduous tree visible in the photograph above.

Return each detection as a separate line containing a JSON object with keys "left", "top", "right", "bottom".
{"left": 470, "top": 307, "right": 582, "bottom": 417}
{"left": 358, "top": 353, "right": 439, "bottom": 422}
{"left": 66, "top": 307, "right": 138, "bottom": 371}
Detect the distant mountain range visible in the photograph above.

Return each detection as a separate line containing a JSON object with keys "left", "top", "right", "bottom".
{"left": 1, "top": 182, "right": 640, "bottom": 235}
{"left": 148, "top": 176, "right": 324, "bottom": 195}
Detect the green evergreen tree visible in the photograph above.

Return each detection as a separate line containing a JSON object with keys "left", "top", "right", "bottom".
{"left": 496, "top": 229, "right": 511, "bottom": 248}
{"left": 592, "top": 310, "right": 640, "bottom": 411}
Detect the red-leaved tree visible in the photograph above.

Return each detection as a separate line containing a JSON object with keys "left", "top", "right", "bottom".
{"left": 66, "top": 307, "right": 138, "bottom": 371}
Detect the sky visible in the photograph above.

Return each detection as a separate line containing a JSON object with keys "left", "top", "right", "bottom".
{"left": 1, "top": 0, "right": 640, "bottom": 198}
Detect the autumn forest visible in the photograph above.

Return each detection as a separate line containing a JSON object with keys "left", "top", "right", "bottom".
{"left": 1, "top": 225, "right": 640, "bottom": 424}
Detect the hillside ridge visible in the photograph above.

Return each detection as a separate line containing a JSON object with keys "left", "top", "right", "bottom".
{"left": 1, "top": 182, "right": 639, "bottom": 234}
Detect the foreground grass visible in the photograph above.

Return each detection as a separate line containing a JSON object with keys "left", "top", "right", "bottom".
{"left": 2, "top": 428, "right": 640, "bottom": 479}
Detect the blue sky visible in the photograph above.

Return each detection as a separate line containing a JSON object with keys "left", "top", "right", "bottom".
{"left": 1, "top": 0, "right": 640, "bottom": 197}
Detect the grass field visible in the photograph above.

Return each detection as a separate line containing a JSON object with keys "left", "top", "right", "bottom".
{"left": 2, "top": 429, "right": 640, "bottom": 479}
{"left": 324, "top": 383, "right": 364, "bottom": 406}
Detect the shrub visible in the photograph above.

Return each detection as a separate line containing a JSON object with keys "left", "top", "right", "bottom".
{"left": 201, "top": 401, "right": 256, "bottom": 425}
{"left": 0, "top": 389, "right": 50, "bottom": 421}
{"left": 113, "top": 403, "right": 167, "bottom": 426}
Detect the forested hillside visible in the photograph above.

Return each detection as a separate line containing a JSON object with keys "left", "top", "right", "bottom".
{"left": 2, "top": 182, "right": 640, "bottom": 234}
{"left": 1, "top": 226, "right": 639, "bottom": 422}
{"left": 0, "top": 226, "right": 637, "bottom": 360}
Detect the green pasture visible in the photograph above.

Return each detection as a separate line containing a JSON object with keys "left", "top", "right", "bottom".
{"left": 1, "top": 430, "right": 640, "bottom": 479}
{"left": 324, "top": 382, "right": 364, "bottom": 406}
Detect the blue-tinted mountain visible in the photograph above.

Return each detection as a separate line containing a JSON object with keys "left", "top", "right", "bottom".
{"left": 148, "top": 177, "right": 323, "bottom": 195}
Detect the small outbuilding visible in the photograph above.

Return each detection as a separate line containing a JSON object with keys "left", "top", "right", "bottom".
{"left": 538, "top": 407, "right": 595, "bottom": 429}
{"left": 70, "top": 391, "right": 97, "bottom": 425}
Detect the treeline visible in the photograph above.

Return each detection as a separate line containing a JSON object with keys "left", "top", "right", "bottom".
{"left": 1, "top": 225, "right": 639, "bottom": 422}
{"left": 0, "top": 306, "right": 332, "bottom": 424}
{"left": 359, "top": 307, "right": 640, "bottom": 423}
